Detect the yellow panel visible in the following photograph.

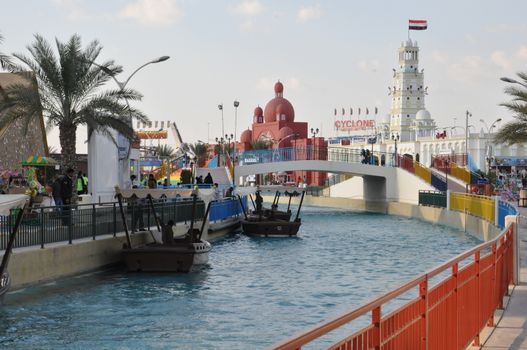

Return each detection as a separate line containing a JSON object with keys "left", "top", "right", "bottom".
{"left": 450, "top": 163, "right": 471, "bottom": 183}
{"left": 415, "top": 163, "right": 432, "bottom": 184}
{"left": 450, "top": 193, "right": 495, "bottom": 222}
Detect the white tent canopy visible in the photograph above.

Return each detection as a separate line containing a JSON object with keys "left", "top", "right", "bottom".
{"left": 0, "top": 195, "right": 29, "bottom": 216}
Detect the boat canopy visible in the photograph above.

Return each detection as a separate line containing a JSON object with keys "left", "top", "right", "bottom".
{"left": 0, "top": 195, "right": 29, "bottom": 216}
{"left": 116, "top": 187, "right": 219, "bottom": 203}
{"left": 21, "top": 156, "right": 58, "bottom": 167}
{"left": 117, "top": 188, "right": 194, "bottom": 199}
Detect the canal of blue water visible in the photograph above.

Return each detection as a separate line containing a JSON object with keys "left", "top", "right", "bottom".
{"left": 0, "top": 205, "right": 480, "bottom": 349}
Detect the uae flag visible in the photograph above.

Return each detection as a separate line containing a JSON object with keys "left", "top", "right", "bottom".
{"left": 409, "top": 20, "right": 427, "bottom": 30}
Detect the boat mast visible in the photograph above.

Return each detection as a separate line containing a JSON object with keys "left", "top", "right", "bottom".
{"left": 115, "top": 193, "right": 132, "bottom": 249}
{"left": 198, "top": 201, "right": 213, "bottom": 241}
{"left": 237, "top": 195, "right": 248, "bottom": 220}
{"left": 0, "top": 202, "right": 27, "bottom": 279}
{"left": 147, "top": 194, "right": 162, "bottom": 232}
{"left": 294, "top": 191, "right": 306, "bottom": 222}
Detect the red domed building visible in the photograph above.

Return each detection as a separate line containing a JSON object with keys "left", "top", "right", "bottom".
{"left": 237, "top": 81, "right": 327, "bottom": 186}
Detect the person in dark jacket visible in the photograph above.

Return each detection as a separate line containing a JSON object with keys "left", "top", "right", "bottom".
{"left": 204, "top": 172, "right": 213, "bottom": 184}
{"left": 59, "top": 168, "right": 74, "bottom": 225}
{"left": 51, "top": 175, "right": 63, "bottom": 207}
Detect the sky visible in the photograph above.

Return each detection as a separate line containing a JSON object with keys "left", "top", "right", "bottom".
{"left": 1, "top": 0, "right": 527, "bottom": 153}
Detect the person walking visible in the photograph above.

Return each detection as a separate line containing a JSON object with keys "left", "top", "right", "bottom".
{"left": 147, "top": 174, "right": 157, "bottom": 189}
{"left": 51, "top": 175, "right": 63, "bottom": 208}
{"left": 82, "top": 172, "right": 89, "bottom": 194}
{"left": 59, "top": 168, "right": 74, "bottom": 225}
{"left": 255, "top": 190, "right": 263, "bottom": 212}
{"left": 75, "top": 171, "right": 84, "bottom": 195}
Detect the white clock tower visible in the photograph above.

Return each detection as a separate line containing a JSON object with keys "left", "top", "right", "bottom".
{"left": 388, "top": 39, "right": 426, "bottom": 142}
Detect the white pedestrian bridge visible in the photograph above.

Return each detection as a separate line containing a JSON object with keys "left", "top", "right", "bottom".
{"left": 234, "top": 147, "right": 440, "bottom": 204}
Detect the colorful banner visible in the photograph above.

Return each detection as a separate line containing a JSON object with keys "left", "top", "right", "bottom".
{"left": 136, "top": 131, "right": 168, "bottom": 139}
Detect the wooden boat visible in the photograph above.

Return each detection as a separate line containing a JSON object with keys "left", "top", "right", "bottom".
{"left": 239, "top": 191, "right": 305, "bottom": 237}
{"left": 0, "top": 195, "right": 29, "bottom": 304}
{"left": 249, "top": 190, "right": 294, "bottom": 221}
{"left": 115, "top": 188, "right": 212, "bottom": 273}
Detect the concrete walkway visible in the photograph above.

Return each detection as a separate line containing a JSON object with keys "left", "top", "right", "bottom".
{"left": 478, "top": 208, "right": 527, "bottom": 349}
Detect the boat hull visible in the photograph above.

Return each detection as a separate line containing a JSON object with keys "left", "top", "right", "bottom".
{"left": 123, "top": 241, "right": 211, "bottom": 273}
{"left": 242, "top": 220, "right": 301, "bottom": 237}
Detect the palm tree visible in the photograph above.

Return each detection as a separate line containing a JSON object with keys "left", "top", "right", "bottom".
{"left": 155, "top": 144, "right": 175, "bottom": 158}
{"left": 251, "top": 138, "right": 270, "bottom": 150}
{"left": 189, "top": 142, "right": 209, "bottom": 167}
{"left": 495, "top": 72, "right": 527, "bottom": 144}
{"left": 0, "top": 34, "right": 148, "bottom": 173}
{"left": 0, "top": 32, "right": 12, "bottom": 70}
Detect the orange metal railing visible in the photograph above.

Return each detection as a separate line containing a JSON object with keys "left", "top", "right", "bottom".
{"left": 269, "top": 224, "right": 515, "bottom": 350}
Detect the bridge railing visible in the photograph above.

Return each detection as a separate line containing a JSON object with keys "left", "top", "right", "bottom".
{"left": 237, "top": 146, "right": 449, "bottom": 191}
{"left": 268, "top": 223, "right": 516, "bottom": 350}
{"left": 418, "top": 190, "right": 447, "bottom": 208}
{"left": 237, "top": 146, "right": 397, "bottom": 166}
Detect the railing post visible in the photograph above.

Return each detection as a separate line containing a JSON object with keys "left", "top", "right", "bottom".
{"left": 68, "top": 207, "right": 72, "bottom": 244}
{"left": 419, "top": 279, "right": 428, "bottom": 350}
{"left": 473, "top": 251, "right": 481, "bottom": 347}
{"left": 113, "top": 202, "right": 117, "bottom": 237}
{"left": 372, "top": 306, "right": 381, "bottom": 350}
{"left": 92, "top": 204, "right": 96, "bottom": 240}
{"left": 452, "top": 263, "right": 459, "bottom": 349}
{"left": 494, "top": 196, "right": 500, "bottom": 227}
{"left": 488, "top": 243, "right": 497, "bottom": 327}
{"left": 40, "top": 207, "right": 45, "bottom": 249}
{"left": 446, "top": 190, "right": 451, "bottom": 210}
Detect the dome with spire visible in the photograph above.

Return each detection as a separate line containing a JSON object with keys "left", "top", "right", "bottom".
{"left": 416, "top": 109, "right": 431, "bottom": 120}
{"left": 240, "top": 129, "right": 252, "bottom": 143}
{"left": 278, "top": 126, "right": 294, "bottom": 146}
{"left": 264, "top": 81, "right": 295, "bottom": 123}
{"left": 253, "top": 106, "right": 264, "bottom": 123}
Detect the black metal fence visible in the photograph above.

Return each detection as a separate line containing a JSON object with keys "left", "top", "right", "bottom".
{"left": 418, "top": 190, "right": 447, "bottom": 208}
{"left": 0, "top": 198, "right": 205, "bottom": 250}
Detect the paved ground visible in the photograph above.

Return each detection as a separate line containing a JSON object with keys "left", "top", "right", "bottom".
{"left": 478, "top": 207, "right": 527, "bottom": 349}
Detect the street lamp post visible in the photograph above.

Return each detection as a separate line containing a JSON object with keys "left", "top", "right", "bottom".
{"left": 310, "top": 128, "right": 319, "bottom": 160}
{"left": 215, "top": 136, "right": 225, "bottom": 167}
{"left": 480, "top": 118, "right": 502, "bottom": 175}
{"left": 233, "top": 100, "right": 239, "bottom": 187}
{"left": 224, "top": 133, "right": 234, "bottom": 187}
{"left": 465, "top": 110, "right": 472, "bottom": 168}
{"left": 88, "top": 56, "right": 170, "bottom": 188}
{"left": 391, "top": 133, "right": 399, "bottom": 166}
{"left": 218, "top": 104, "right": 224, "bottom": 137}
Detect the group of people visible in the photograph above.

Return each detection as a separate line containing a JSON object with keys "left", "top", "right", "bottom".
{"left": 195, "top": 172, "right": 213, "bottom": 185}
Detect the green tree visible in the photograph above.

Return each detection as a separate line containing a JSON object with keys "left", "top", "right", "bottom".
{"left": 0, "top": 32, "right": 12, "bottom": 70}
{"left": 250, "top": 138, "right": 270, "bottom": 150}
{"left": 155, "top": 144, "right": 175, "bottom": 158}
{"left": 189, "top": 142, "right": 209, "bottom": 167}
{"left": 0, "top": 34, "right": 148, "bottom": 173}
{"left": 495, "top": 72, "right": 527, "bottom": 144}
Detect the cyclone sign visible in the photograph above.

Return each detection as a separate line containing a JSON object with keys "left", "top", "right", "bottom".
{"left": 335, "top": 119, "right": 376, "bottom": 131}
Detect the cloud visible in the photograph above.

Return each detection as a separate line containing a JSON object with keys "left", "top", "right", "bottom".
{"left": 357, "top": 59, "right": 379, "bottom": 72}
{"left": 297, "top": 5, "right": 321, "bottom": 23}
{"left": 490, "top": 51, "right": 511, "bottom": 70}
{"left": 517, "top": 46, "right": 527, "bottom": 60}
{"left": 431, "top": 51, "right": 449, "bottom": 64}
{"left": 231, "top": 0, "right": 264, "bottom": 16}
{"left": 120, "top": 0, "right": 182, "bottom": 26}
{"left": 52, "top": 0, "right": 91, "bottom": 21}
